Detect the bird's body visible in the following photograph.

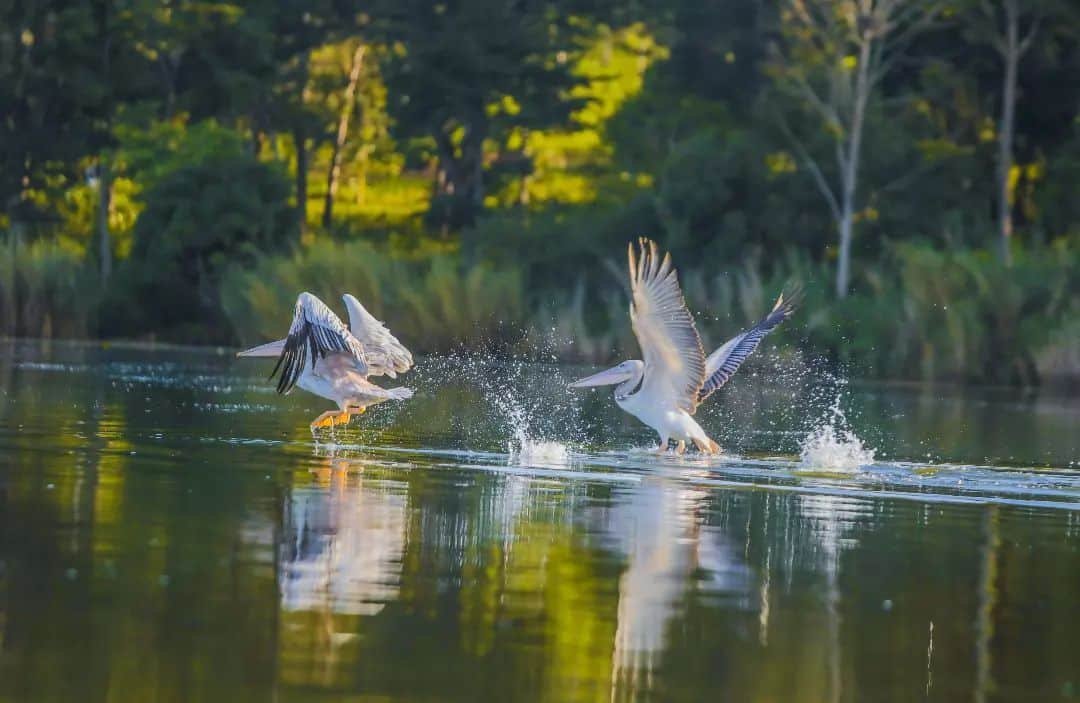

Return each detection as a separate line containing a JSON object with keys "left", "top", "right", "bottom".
{"left": 605, "top": 361, "right": 715, "bottom": 450}
{"left": 295, "top": 353, "right": 412, "bottom": 411}
{"left": 616, "top": 393, "right": 714, "bottom": 451}
{"left": 570, "top": 239, "right": 797, "bottom": 454}
{"left": 238, "top": 292, "right": 414, "bottom": 432}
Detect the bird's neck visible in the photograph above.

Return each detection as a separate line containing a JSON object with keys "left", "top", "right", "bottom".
{"left": 614, "top": 367, "right": 645, "bottom": 401}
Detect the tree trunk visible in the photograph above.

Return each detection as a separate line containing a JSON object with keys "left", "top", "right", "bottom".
{"left": 294, "top": 127, "right": 308, "bottom": 231}
{"left": 2, "top": 220, "right": 17, "bottom": 336}
{"left": 835, "top": 38, "right": 872, "bottom": 299}
{"left": 430, "top": 119, "right": 487, "bottom": 231}
{"left": 465, "top": 122, "right": 485, "bottom": 213}
{"left": 996, "top": 0, "right": 1020, "bottom": 267}
{"left": 97, "top": 1, "right": 112, "bottom": 282}
{"left": 97, "top": 157, "right": 112, "bottom": 281}
{"left": 251, "top": 123, "right": 263, "bottom": 157}
{"left": 159, "top": 55, "right": 176, "bottom": 118}
{"left": 836, "top": 205, "right": 854, "bottom": 299}
{"left": 294, "top": 51, "right": 311, "bottom": 234}
{"left": 322, "top": 44, "right": 366, "bottom": 229}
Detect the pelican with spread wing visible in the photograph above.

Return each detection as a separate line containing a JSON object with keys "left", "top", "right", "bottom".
{"left": 238, "top": 292, "right": 414, "bottom": 432}
{"left": 569, "top": 239, "right": 797, "bottom": 454}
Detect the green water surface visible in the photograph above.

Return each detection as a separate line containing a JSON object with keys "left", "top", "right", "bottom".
{"left": 1, "top": 341, "right": 1077, "bottom": 702}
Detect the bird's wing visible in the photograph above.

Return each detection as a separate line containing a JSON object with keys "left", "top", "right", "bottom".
{"left": 698, "top": 290, "right": 798, "bottom": 402}
{"left": 271, "top": 292, "right": 368, "bottom": 394}
{"left": 628, "top": 238, "right": 706, "bottom": 414}
{"left": 342, "top": 294, "right": 413, "bottom": 378}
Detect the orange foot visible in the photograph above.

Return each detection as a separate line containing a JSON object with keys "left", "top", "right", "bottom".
{"left": 310, "top": 411, "right": 351, "bottom": 432}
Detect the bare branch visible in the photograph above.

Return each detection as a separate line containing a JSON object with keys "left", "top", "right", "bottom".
{"left": 977, "top": 0, "right": 1009, "bottom": 55}
{"left": 1018, "top": 14, "right": 1042, "bottom": 56}
{"left": 776, "top": 112, "right": 842, "bottom": 226}
{"left": 790, "top": 71, "right": 845, "bottom": 132}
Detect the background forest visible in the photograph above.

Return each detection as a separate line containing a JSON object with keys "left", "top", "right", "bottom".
{"left": 1, "top": 0, "right": 1078, "bottom": 384}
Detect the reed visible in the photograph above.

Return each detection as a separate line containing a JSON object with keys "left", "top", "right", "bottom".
{"left": 10, "top": 223, "right": 1073, "bottom": 385}
{"left": 0, "top": 236, "right": 99, "bottom": 339}
{"left": 220, "top": 239, "right": 527, "bottom": 353}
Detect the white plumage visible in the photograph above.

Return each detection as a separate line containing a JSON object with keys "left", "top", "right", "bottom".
{"left": 570, "top": 238, "right": 797, "bottom": 454}
{"left": 238, "top": 292, "right": 414, "bottom": 432}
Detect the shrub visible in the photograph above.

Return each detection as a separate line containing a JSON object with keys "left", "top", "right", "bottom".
{"left": 103, "top": 154, "right": 298, "bottom": 342}
{"left": 0, "top": 236, "right": 99, "bottom": 338}
{"left": 220, "top": 239, "right": 526, "bottom": 353}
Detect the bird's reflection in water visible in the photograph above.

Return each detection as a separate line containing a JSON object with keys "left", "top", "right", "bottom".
{"left": 600, "top": 468, "right": 753, "bottom": 701}
{"left": 277, "top": 449, "right": 408, "bottom": 688}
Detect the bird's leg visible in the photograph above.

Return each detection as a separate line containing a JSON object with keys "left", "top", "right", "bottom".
{"left": 692, "top": 436, "right": 722, "bottom": 455}
{"left": 310, "top": 411, "right": 337, "bottom": 432}
{"left": 310, "top": 410, "right": 351, "bottom": 432}
{"left": 653, "top": 438, "right": 669, "bottom": 454}
{"left": 676, "top": 441, "right": 686, "bottom": 455}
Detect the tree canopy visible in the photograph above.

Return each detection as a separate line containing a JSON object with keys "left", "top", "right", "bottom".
{"left": 1, "top": 0, "right": 1078, "bottom": 382}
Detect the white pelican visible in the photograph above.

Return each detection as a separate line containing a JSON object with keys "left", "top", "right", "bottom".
{"left": 569, "top": 239, "right": 797, "bottom": 454}
{"left": 237, "top": 292, "right": 414, "bottom": 431}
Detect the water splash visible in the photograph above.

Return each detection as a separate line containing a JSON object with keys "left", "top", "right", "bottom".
{"left": 799, "top": 424, "right": 876, "bottom": 472}
{"left": 799, "top": 384, "right": 875, "bottom": 472}
{"left": 496, "top": 378, "right": 573, "bottom": 467}
{"left": 511, "top": 438, "right": 571, "bottom": 469}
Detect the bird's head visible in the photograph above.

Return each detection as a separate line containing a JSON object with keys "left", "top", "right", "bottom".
{"left": 568, "top": 360, "right": 643, "bottom": 389}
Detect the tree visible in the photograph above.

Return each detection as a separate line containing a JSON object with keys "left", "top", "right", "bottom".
{"left": 375, "top": 0, "right": 588, "bottom": 230}
{"left": 321, "top": 41, "right": 367, "bottom": 228}
{"left": 0, "top": 5, "right": 109, "bottom": 235}
{"left": 770, "top": 0, "right": 940, "bottom": 297}
{"left": 106, "top": 152, "right": 297, "bottom": 341}
{"left": 966, "top": 0, "right": 1046, "bottom": 266}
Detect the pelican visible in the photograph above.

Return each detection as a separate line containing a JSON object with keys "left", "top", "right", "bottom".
{"left": 237, "top": 292, "right": 414, "bottom": 432}
{"left": 569, "top": 239, "right": 797, "bottom": 454}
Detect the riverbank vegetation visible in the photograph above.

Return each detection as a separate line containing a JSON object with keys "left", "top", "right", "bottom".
{"left": 1, "top": 1, "right": 1078, "bottom": 384}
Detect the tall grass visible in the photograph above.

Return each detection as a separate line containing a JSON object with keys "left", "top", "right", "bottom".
{"left": 220, "top": 239, "right": 527, "bottom": 353}
{"left": 5, "top": 225, "right": 1075, "bottom": 385}
{"left": 219, "top": 237, "right": 1079, "bottom": 384}
{"left": 536, "top": 242, "right": 1078, "bottom": 383}
{"left": 0, "top": 236, "right": 99, "bottom": 338}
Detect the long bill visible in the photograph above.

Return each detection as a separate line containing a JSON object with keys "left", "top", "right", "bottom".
{"left": 568, "top": 365, "right": 634, "bottom": 389}
{"left": 236, "top": 339, "right": 286, "bottom": 358}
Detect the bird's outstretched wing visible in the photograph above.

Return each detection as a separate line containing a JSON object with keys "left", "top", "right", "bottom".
{"left": 628, "top": 238, "right": 706, "bottom": 414}
{"left": 342, "top": 294, "right": 413, "bottom": 378}
{"left": 698, "top": 289, "right": 799, "bottom": 402}
{"left": 271, "top": 292, "right": 367, "bottom": 394}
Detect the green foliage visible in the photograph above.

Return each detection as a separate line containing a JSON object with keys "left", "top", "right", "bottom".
{"left": 0, "top": 236, "right": 99, "bottom": 338}
{"left": 114, "top": 119, "right": 250, "bottom": 192}
{"left": 221, "top": 240, "right": 526, "bottom": 353}
{"left": 1, "top": 0, "right": 1078, "bottom": 384}
{"left": 1037, "top": 124, "right": 1080, "bottom": 239}
{"left": 793, "top": 245, "right": 1079, "bottom": 384}
{"left": 0, "top": 4, "right": 109, "bottom": 223}
{"left": 104, "top": 153, "right": 297, "bottom": 341}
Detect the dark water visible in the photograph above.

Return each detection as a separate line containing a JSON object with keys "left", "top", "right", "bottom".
{"left": 0, "top": 340, "right": 1077, "bottom": 702}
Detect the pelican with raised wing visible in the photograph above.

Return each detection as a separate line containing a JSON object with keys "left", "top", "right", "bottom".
{"left": 238, "top": 292, "right": 414, "bottom": 432}
{"left": 569, "top": 239, "right": 797, "bottom": 454}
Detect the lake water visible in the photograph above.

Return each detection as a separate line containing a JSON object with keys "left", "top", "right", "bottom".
{"left": 1, "top": 340, "right": 1078, "bottom": 702}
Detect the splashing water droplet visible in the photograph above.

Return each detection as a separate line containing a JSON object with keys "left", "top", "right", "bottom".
{"left": 798, "top": 383, "right": 875, "bottom": 472}
{"left": 511, "top": 438, "right": 571, "bottom": 469}
{"left": 799, "top": 424, "right": 875, "bottom": 472}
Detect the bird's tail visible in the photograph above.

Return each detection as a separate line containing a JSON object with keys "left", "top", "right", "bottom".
{"left": 386, "top": 387, "right": 414, "bottom": 401}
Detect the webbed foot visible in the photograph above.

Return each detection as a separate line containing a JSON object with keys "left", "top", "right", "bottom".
{"left": 310, "top": 411, "right": 351, "bottom": 432}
